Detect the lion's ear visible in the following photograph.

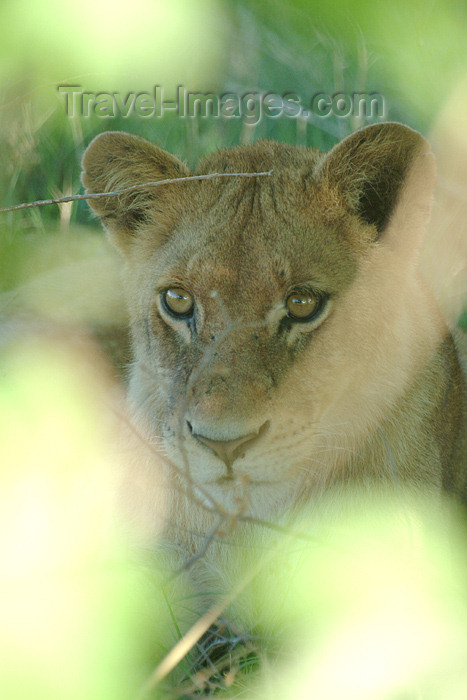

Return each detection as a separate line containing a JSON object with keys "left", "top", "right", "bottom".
{"left": 317, "top": 122, "right": 435, "bottom": 249}
{"left": 81, "top": 131, "right": 189, "bottom": 253}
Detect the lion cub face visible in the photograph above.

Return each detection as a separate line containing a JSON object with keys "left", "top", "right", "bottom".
{"left": 82, "top": 124, "right": 437, "bottom": 512}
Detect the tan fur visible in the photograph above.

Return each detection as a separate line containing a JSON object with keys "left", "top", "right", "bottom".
{"left": 81, "top": 124, "right": 466, "bottom": 608}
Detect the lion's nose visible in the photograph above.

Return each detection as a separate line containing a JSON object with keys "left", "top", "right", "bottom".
{"left": 187, "top": 421, "right": 269, "bottom": 469}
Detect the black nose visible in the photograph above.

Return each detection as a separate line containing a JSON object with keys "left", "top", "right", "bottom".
{"left": 187, "top": 421, "right": 269, "bottom": 470}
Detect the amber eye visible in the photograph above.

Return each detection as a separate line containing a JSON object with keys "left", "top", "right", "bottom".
{"left": 286, "top": 290, "right": 323, "bottom": 321}
{"left": 162, "top": 287, "right": 194, "bottom": 318}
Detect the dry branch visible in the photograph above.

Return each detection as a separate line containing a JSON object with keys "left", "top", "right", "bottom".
{"left": 0, "top": 170, "right": 273, "bottom": 214}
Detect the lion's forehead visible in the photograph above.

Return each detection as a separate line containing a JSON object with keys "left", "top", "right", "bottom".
{"left": 186, "top": 251, "right": 283, "bottom": 298}
{"left": 154, "top": 220, "right": 355, "bottom": 306}
{"left": 142, "top": 176, "right": 360, "bottom": 318}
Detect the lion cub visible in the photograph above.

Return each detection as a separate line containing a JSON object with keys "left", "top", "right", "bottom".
{"left": 82, "top": 123, "right": 466, "bottom": 561}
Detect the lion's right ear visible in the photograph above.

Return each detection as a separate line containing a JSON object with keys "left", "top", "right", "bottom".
{"left": 81, "top": 131, "right": 190, "bottom": 253}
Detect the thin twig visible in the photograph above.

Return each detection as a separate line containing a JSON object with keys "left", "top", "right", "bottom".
{"left": 111, "top": 402, "right": 325, "bottom": 545}
{"left": 110, "top": 403, "right": 227, "bottom": 516}
{"left": 136, "top": 502, "right": 323, "bottom": 698}
{"left": 136, "top": 561, "right": 261, "bottom": 698}
{"left": 0, "top": 170, "right": 273, "bottom": 214}
{"left": 172, "top": 517, "right": 225, "bottom": 578}
{"left": 0, "top": 290, "right": 20, "bottom": 317}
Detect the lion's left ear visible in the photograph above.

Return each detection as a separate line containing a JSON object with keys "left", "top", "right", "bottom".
{"left": 317, "top": 122, "right": 436, "bottom": 251}
{"left": 81, "top": 131, "right": 190, "bottom": 254}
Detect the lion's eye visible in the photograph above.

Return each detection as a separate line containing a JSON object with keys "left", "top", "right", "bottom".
{"left": 162, "top": 287, "right": 194, "bottom": 318}
{"left": 286, "top": 290, "right": 322, "bottom": 321}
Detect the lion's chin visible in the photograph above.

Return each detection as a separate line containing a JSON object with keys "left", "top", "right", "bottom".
{"left": 191, "top": 475, "right": 300, "bottom": 519}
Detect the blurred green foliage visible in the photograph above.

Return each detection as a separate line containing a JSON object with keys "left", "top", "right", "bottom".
{"left": 0, "top": 0, "right": 467, "bottom": 327}
{"left": 1, "top": 0, "right": 466, "bottom": 225}
{"left": 0, "top": 1, "right": 466, "bottom": 328}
